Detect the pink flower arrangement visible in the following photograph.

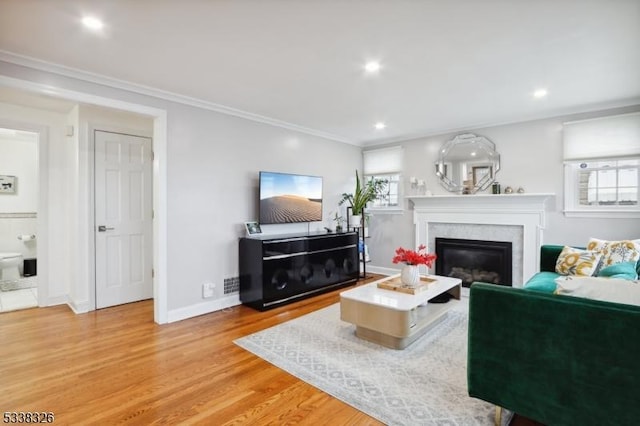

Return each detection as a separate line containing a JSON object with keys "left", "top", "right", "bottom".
{"left": 392, "top": 244, "right": 437, "bottom": 267}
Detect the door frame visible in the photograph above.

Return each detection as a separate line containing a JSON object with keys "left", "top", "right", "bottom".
{"left": 89, "top": 126, "right": 154, "bottom": 311}
{"left": 0, "top": 74, "right": 169, "bottom": 324}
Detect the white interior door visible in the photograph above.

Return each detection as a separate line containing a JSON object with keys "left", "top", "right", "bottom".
{"left": 95, "top": 130, "right": 152, "bottom": 309}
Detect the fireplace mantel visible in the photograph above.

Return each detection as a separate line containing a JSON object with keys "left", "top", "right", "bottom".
{"left": 407, "top": 193, "right": 555, "bottom": 286}
{"left": 407, "top": 193, "right": 555, "bottom": 211}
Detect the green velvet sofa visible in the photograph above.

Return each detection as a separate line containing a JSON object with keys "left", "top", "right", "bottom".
{"left": 467, "top": 246, "right": 640, "bottom": 425}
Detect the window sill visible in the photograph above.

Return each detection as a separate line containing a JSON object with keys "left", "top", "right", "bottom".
{"left": 563, "top": 210, "right": 640, "bottom": 219}
{"left": 366, "top": 207, "right": 404, "bottom": 215}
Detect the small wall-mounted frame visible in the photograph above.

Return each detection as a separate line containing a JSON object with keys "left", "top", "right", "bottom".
{"left": 244, "top": 221, "right": 262, "bottom": 235}
{"left": 0, "top": 175, "right": 16, "bottom": 194}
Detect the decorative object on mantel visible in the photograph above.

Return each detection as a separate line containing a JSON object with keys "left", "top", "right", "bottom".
{"left": 504, "top": 186, "right": 514, "bottom": 194}
{"left": 492, "top": 182, "right": 501, "bottom": 194}
{"left": 392, "top": 245, "right": 437, "bottom": 287}
{"left": 409, "top": 177, "right": 429, "bottom": 195}
{"left": 377, "top": 275, "right": 437, "bottom": 294}
{"left": 435, "top": 133, "right": 500, "bottom": 194}
{"left": 517, "top": 187, "right": 525, "bottom": 194}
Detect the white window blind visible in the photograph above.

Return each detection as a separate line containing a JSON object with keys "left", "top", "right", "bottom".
{"left": 363, "top": 146, "right": 403, "bottom": 211}
{"left": 363, "top": 146, "right": 403, "bottom": 175}
{"left": 563, "top": 112, "right": 640, "bottom": 160}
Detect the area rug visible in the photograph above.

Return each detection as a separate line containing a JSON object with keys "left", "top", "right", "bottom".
{"left": 235, "top": 299, "right": 510, "bottom": 426}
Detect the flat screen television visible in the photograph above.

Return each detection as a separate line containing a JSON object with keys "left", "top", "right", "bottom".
{"left": 259, "top": 171, "right": 323, "bottom": 224}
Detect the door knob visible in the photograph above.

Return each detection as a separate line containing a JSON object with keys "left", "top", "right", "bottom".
{"left": 98, "top": 225, "right": 115, "bottom": 232}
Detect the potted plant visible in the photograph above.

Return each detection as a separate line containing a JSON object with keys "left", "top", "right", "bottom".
{"left": 339, "top": 170, "right": 385, "bottom": 227}
{"left": 332, "top": 212, "right": 344, "bottom": 233}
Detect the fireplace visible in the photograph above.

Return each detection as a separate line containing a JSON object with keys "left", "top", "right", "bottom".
{"left": 435, "top": 238, "right": 512, "bottom": 287}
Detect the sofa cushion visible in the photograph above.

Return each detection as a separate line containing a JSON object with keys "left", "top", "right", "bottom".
{"left": 554, "top": 246, "right": 602, "bottom": 276}
{"left": 555, "top": 276, "right": 640, "bottom": 306}
{"left": 597, "top": 261, "right": 639, "bottom": 280}
{"left": 523, "top": 272, "right": 560, "bottom": 293}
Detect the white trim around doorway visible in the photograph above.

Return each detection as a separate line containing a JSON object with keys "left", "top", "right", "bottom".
{"left": 0, "top": 74, "right": 169, "bottom": 324}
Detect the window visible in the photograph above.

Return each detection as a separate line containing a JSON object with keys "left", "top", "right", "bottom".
{"left": 363, "top": 146, "right": 403, "bottom": 212}
{"left": 570, "top": 158, "right": 639, "bottom": 206}
{"left": 367, "top": 173, "right": 400, "bottom": 208}
{"left": 563, "top": 112, "right": 640, "bottom": 218}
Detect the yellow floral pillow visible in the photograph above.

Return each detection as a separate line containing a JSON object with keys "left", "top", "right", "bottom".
{"left": 555, "top": 246, "right": 602, "bottom": 276}
{"left": 587, "top": 238, "right": 640, "bottom": 272}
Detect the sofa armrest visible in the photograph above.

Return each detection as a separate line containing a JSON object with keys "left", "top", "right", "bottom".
{"left": 467, "top": 282, "right": 640, "bottom": 425}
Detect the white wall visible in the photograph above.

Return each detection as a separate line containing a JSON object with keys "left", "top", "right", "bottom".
{"left": 0, "top": 60, "right": 363, "bottom": 321}
{"left": 163, "top": 102, "right": 361, "bottom": 315}
{"left": 0, "top": 132, "right": 38, "bottom": 212}
{"left": 365, "top": 105, "right": 640, "bottom": 273}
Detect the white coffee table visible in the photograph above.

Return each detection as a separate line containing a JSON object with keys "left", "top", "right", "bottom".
{"left": 340, "top": 274, "right": 462, "bottom": 349}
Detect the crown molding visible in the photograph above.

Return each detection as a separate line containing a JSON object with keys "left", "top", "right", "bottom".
{"left": 362, "top": 98, "right": 640, "bottom": 147}
{"left": 0, "top": 50, "right": 357, "bottom": 146}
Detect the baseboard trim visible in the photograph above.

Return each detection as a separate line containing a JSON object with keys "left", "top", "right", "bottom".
{"left": 66, "top": 296, "right": 90, "bottom": 314}
{"left": 167, "top": 294, "right": 241, "bottom": 323}
{"left": 44, "top": 295, "right": 68, "bottom": 307}
{"left": 366, "top": 265, "right": 399, "bottom": 276}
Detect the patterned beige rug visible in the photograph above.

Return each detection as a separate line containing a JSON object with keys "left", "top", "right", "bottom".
{"left": 235, "top": 299, "right": 511, "bottom": 426}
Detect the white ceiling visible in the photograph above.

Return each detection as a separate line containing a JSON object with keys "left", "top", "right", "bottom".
{"left": 0, "top": 0, "right": 639, "bottom": 146}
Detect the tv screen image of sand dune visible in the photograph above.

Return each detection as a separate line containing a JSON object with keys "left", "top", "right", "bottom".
{"left": 260, "top": 173, "right": 322, "bottom": 223}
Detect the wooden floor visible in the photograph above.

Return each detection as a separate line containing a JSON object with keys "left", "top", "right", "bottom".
{"left": 1, "top": 275, "right": 541, "bottom": 425}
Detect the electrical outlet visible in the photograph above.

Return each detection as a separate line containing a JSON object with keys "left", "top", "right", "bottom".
{"left": 202, "top": 282, "right": 215, "bottom": 298}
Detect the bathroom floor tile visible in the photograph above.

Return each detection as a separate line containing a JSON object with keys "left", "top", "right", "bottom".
{"left": 0, "top": 289, "right": 38, "bottom": 312}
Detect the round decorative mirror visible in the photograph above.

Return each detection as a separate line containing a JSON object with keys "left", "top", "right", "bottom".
{"left": 435, "top": 133, "right": 500, "bottom": 194}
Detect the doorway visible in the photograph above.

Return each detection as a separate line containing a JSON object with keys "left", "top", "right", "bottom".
{"left": 0, "top": 126, "right": 42, "bottom": 313}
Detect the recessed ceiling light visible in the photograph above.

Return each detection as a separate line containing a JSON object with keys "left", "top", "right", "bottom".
{"left": 374, "top": 122, "right": 386, "bottom": 130}
{"left": 82, "top": 16, "right": 104, "bottom": 31}
{"left": 365, "top": 61, "right": 381, "bottom": 73}
{"left": 533, "top": 88, "right": 548, "bottom": 99}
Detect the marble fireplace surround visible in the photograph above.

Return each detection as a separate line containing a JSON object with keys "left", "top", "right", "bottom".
{"left": 407, "top": 194, "right": 555, "bottom": 287}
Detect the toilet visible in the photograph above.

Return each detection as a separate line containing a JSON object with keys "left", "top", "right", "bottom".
{"left": 0, "top": 253, "right": 23, "bottom": 282}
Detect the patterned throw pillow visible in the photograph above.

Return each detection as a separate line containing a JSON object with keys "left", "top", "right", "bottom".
{"left": 555, "top": 246, "right": 602, "bottom": 276}
{"left": 587, "top": 238, "right": 640, "bottom": 273}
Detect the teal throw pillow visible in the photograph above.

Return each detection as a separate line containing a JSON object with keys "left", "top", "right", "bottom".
{"left": 597, "top": 261, "right": 638, "bottom": 280}
{"left": 524, "top": 272, "right": 560, "bottom": 293}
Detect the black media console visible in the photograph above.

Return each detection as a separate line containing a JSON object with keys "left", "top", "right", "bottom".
{"left": 239, "top": 231, "right": 359, "bottom": 310}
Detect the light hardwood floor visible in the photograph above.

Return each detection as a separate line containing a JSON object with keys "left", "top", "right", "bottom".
{"left": 1, "top": 276, "right": 539, "bottom": 425}
{"left": 1, "top": 276, "right": 386, "bottom": 425}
